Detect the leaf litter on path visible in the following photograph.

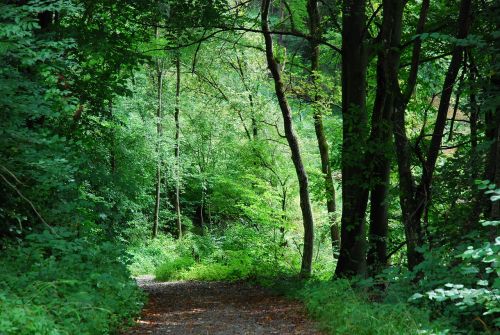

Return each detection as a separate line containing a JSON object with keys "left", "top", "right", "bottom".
{"left": 124, "top": 275, "right": 323, "bottom": 335}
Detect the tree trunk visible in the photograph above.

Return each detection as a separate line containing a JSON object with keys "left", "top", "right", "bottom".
{"left": 393, "top": 0, "right": 471, "bottom": 270}
{"left": 488, "top": 116, "right": 500, "bottom": 220}
{"left": 467, "top": 54, "right": 482, "bottom": 228}
{"left": 174, "top": 56, "right": 182, "bottom": 239}
{"left": 335, "top": 0, "right": 369, "bottom": 278}
{"left": 485, "top": 85, "right": 500, "bottom": 220}
{"left": 367, "top": 0, "right": 404, "bottom": 276}
{"left": 261, "top": 0, "right": 315, "bottom": 278}
{"left": 485, "top": 12, "right": 500, "bottom": 220}
{"left": 306, "top": 0, "right": 339, "bottom": 249}
{"left": 153, "top": 40, "right": 164, "bottom": 238}
{"left": 391, "top": 0, "right": 429, "bottom": 271}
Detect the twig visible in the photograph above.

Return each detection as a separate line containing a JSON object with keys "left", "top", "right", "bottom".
{"left": 0, "top": 166, "right": 56, "bottom": 234}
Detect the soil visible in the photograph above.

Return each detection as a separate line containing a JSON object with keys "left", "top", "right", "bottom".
{"left": 124, "top": 275, "right": 324, "bottom": 335}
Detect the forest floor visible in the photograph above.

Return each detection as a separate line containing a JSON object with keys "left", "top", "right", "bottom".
{"left": 124, "top": 275, "right": 323, "bottom": 335}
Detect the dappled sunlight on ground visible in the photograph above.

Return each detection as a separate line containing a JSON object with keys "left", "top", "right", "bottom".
{"left": 124, "top": 276, "right": 323, "bottom": 335}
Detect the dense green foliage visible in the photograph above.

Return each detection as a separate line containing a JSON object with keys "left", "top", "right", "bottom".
{"left": 274, "top": 280, "right": 450, "bottom": 335}
{"left": 1, "top": 0, "right": 499, "bottom": 334}
{"left": 0, "top": 229, "right": 143, "bottom": 334}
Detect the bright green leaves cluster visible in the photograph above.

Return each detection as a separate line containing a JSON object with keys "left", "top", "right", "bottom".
{"left": 150, "top": 224, "right": 301, "bottom": 282}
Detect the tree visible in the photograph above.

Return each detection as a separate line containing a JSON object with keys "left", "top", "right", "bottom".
{"left": 261, "top": 0, "right": 315, "bottom": 278}
{"left": 174, "top": 55, "right": 183, "bottom": 238}
{"left": 366, "top": 0, "right": 405, "bottom": 275}
{"left": 335, "top": 0, "right": 369, "bottom": 278}
{"left": 392, "top": 0, "right": 472, "bottom": 270}
{"left": 152, "top": 28, "right": 165, "bottom": 238}
{"left": 306, "top": 0, "right": 339, "bottom": 251}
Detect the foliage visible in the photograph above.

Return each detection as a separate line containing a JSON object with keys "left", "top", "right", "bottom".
{"left": 153, "top": 224, "right": 301, "bottom": 282}
{"left": 272, "top": 279, "right": 449, "bottom": 335}
{"left": 0, "top": 228, "right": 144, "bottom": 335}
{"left": 127, "top": 235, "right": 176, "bottom": 276}
{"left": 408, "top": 189, "right": 500, "bottom": 333}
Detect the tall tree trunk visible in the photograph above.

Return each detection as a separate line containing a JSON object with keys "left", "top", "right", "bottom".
{"left": 485, "top": 8, "right": 500, "bottom": 220}
{"left": 391, "top": 0, "right": 430, "bottom": 271}
{"left": 487, "top": 112, "right": 500, "bottom": 219}
{"left": 261, "top": 0, "right": 315, "bottom": 278}
{"left": 174, "top": 56, "right": 182, "bottom": 239}
{"left": 335, "top": 0, "right": 369, "bottom": 278}
{"left": 485, "top": 84, "right": 500, "bottom": 220}
{"left": 153, "top": 40, "right": 164, "bottom": 238}
{"left": 367, "top": 0, "right": 404, "bottom": 276}
{"left": 467, "top": 54, "right": 482, "bottom": 228}
{"left": 393, "top": 0, "right": 471, "bottom": 270}
{"left": 306, "top": 0, "right": 339, "bottom": 250}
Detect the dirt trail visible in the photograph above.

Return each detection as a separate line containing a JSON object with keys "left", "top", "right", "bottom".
{"left": 125, "top": 275, "right": 323, "bottom": 335}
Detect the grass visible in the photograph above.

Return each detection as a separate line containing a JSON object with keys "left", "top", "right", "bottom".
{"left": 271, "top": 279, "right": 451, "bottom": 335}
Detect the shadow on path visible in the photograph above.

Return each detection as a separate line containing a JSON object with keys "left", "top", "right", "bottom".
{"left": 125, "top": 275, "right": 323, "bottom": 335}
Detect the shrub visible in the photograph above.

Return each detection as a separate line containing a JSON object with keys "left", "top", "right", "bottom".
{"left": 155, "top": 256, "right": 196, "bottom": 281}
{"left": 152, "top": 225, "right": 299, "bottom": 282}
{"left": 128, "top": 235, "right": 176, "bottom": 275}
{"left": 274, "top": 280, "right": 448, "bottom": 335}
{"left": 0, "top": 228, "right": 144, "bottom": 335}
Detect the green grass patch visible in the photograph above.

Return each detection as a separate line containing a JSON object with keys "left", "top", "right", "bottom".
{"left": 271, "top": 279, "right": 450, "bottom": 335}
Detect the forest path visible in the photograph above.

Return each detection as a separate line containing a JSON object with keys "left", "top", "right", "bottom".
{"left": 125, "top": 275, "right": 323, "bottom": 335}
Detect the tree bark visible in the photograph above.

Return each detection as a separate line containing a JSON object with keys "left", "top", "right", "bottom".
{"left": 174, "top": 55, "right": 182, "bottom": 239}
{"left": 485, "top": 8, "right": 500, "bottom": 220}
{"left": 153, "top": 31, "right": 164, "bottom": 238}
{"left": 391, "top": 0, "right": 429, "bottom": 271}
{"left": 367, "top": 0, "right": 404, "bottom": 276}
{"left": 306, "top": 0, "right": 339, "bottom": 250}
{"left": 334, "top": 0, "right": 369, "bottom": 278}
{"left": 261, "top": 0, "right": 315, "bottom": 278}
{"left": 485, "top": 83, "right": 500, "bottom": 220}
{"left": 392, "top": 0, "right": 471, "bottom": 270}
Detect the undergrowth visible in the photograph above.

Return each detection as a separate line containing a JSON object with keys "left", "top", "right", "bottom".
{"left": 127, "top": 235, "right": 177, "bottom": 276}
{"left": 151, "top": 224, "right": 303, "bottom": 282}
{"left": 140, "top": 224, "right": 457, "bottom": 335}
{"left": 0, "top": 228, "right": 144, "bottom": 335}
{"left": 272, "top": 279, "right": 451, "bottom": 335}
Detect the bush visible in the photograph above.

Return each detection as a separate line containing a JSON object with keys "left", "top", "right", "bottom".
{"left": 128, "top": 235, "right": 176, "bottom": 275}
{"left": 273, "top": 280, "right": 448, "bottom": 335}
{"left": 155, "top": 256, "right": 196, "bottom": 281}
{"left": 0, "top": 228, "right": 144, "bottom": 335}
{"left": 152, "top": 225, "right": 299, "bottom": 282}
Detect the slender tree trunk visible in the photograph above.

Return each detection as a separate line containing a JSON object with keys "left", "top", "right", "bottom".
{"left": 391, "top": 0, "right": 429, "bottom": 271}
{"left": 490, "top": 118, "right": 500, "bottom": 219}
{"left": 448, "top": 72, "right": 465, "bottom": 142}
{"left": 251, "top": 94, "right": 258, "bottom": 139}
{"left": 335, "top": 0, "right": 369, "bottom": 278}
{"left": 153, "top": 40, "right": 164, "bottom": 238}
{"left": 174, "top": 56, "right": 182, "bottom": 239}
{"left": 485, "top": 84, "right": 500, "bottom": 220}
{"left": 416, "top": 0, "right": 472, "bottom": 232}
{"left": 393, "top": 0, "right": 471, "bottom": 270}
{"left": 109, "top": 100, "right": 116, "bottom": 176}
{"left": 306, "top": 0, "right": 339, "bottom": 249}
{"left": 485, "top": 11, "right": 500, "bottom": 219}
{"left": 467, "top": 55, "right": 482, "bottom": 228}
{"left": 367, "top": 0, "right": 404, "bottom": 276}
{"left": 261, "top": 0, "right": 315, "bottom": 278}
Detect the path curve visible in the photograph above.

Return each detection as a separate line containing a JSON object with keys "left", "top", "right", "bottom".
{"left": 125, "top": 275, "right": 323, "bottom": 335}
